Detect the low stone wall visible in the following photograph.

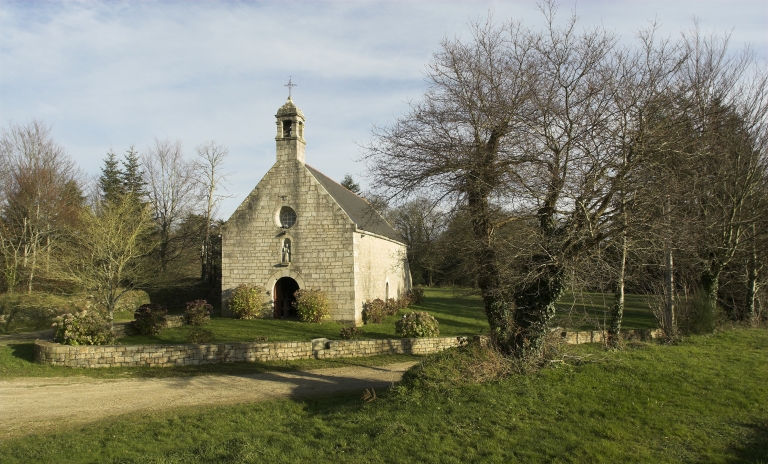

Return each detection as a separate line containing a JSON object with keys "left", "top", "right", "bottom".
{"left": 34, "top": 328, "right": 664, "bottom": 369}
{"left": 554, "top": 327, "right": 663, "bottom": 344}
{"left": 34, "top": 336, "right": 471, "bottom": 368}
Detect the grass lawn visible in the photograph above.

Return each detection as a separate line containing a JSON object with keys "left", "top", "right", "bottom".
{"left": 555, "top": 292, "right": 657, "bottom": 330}
{"left": 119, "top": 287, "right": 490, "bottom": 345}
{"left": 119, "top": 288, "right": 656, "bottom": 345}
{"left": 1, "top": 329, "right": 765, "bottom": 463}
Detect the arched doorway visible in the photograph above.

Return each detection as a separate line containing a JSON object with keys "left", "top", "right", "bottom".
{"left": 273, "top": 277, "right": 299, "bottom": 319}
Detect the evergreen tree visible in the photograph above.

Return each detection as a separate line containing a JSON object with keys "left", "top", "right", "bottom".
{"left": 340, "top": 174, "right": 361, "bottom": 194}
{"left": 99, "top": 150, "right": 124, "bottom": 204}
{"left": 121, "top": 145, "right": 145, "bottom": 200}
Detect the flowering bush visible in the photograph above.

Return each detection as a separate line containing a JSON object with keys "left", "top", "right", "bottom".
{"left": 293, "top": 288, "right": 330, "bottom": 323}
{"left": 52, "top": 310, "right": 116, "bottom": 346}
{"left": 185, "top": 300, "right": 212, "bottom": 326}
{"left": 228, "top": 284, "right": 268, "bottom": 319}
{"left": 395, "top": 311, "right": 440, "bottom": 338}
{"left": 340, "top": 325, "right": 362, "bottom": 340}
{"left": 133, "top": 303, "right": 168, "bottom": 335}
{"left": 362, "top": 298, "right": 387, "bottom": 324}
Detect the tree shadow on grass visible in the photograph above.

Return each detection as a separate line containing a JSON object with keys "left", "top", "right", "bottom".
{"left": 728, "top": 421, "right": 768, "bottom": 463}
{"left": 7, "top": 342, "right": 35, "bottom": 362}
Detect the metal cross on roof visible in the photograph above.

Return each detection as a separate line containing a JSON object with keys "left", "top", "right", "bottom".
{"left": 285, "top": 77, "right": 297, "bottom": 98}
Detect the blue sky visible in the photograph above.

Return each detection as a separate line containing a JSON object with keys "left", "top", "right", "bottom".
{"left": 1, "top": 0, "right": 766, "bottom": 219}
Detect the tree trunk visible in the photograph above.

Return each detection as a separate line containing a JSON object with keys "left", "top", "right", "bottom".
{"left": 609, "top": 229, "right": 627, "bottom": 347}
{"left": 746, "top": 223, "right": 759, "bottom": 326}
{"left": 662, "top": 197, "right": 676, "bottom": 337}
{"left": 512, "top": 263, "right": 565, "bottom": 357}
{"left": 700, "top": 262, "right": 721, "bottom": 328}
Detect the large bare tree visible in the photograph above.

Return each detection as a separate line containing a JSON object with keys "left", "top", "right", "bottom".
{"left": 0, "top": 120, "right": 83, "bottom": 293}
{"left": 143, "top": 137, "right": 200, "bottom": 275}
{"left": 194, "top": 141, "right": 230, "bottom": 284}
{"left": 365, "top": 3, "right": 693, "bottom": 356}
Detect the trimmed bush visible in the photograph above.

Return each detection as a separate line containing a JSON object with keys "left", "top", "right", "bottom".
{"left": 340, "top": 325, "right": 362, "bottom": 340}
{"left": 228, "top": 284, "right": 268, "bottom": 319}
{"left": 362, "top": 298, "right": 387, "bottom": 324}
{"left": 52, "top": 310, "right": 116, "bottom": 346}
{"left": 185, "top": 300, "right": 212, "bottom": 326}
{"left": 409, "top": 286, "right": 425, "bottom": 304}
{"left": 293, "top": 288, "right": 330, "bottom": 323}
{"left": 385, "top": 298, "right": 399, "bottom": 316}
{"left": 133, "top": 303, "right": 168, "bottom": 335}
{"left": 395, "top": 311, "right": 440, "bottom": 338}
{"left": 187, "top": 328, "right": 214, "bottom": 344}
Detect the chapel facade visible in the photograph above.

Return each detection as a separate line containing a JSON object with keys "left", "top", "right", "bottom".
{"left": 220, "top": 97, "right": 411, "bottom": 324}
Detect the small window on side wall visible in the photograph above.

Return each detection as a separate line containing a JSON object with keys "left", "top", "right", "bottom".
{"left": 280, "top": 207, "right": 297, "bottom": 228}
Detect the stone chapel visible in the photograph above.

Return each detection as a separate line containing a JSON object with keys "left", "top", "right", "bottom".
{"left": 221, "top": 97, "right": 411, "bottom": 324}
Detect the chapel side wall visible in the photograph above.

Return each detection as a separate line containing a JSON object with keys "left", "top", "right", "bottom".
{"left": 353, "top": 233, "right": 411, "bottom": 323}
{"left": 221, "top": 160, "right": 356, "bottom": 321}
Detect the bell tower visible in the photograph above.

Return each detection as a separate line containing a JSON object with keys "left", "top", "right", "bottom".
{"left": 275, "top": 93, "right": 306, "bottom": 165}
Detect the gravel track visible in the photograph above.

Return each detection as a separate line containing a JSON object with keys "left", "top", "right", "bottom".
{"left": 0, "top": 359, "right": 416, "bottom": 438}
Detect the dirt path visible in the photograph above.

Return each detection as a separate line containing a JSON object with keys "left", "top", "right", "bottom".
{"left": 0, "top": 361, "right": 417, "bottom": 438}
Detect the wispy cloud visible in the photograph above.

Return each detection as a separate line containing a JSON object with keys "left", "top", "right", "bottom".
{"left": 1, "top": 0, "right": 765, "bottom": 218}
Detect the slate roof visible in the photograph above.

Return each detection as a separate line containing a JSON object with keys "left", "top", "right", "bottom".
{"left": 305, "top": 164, "right": 404, "bottom": 243}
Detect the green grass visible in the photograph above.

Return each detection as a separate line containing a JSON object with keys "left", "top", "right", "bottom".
{"left": 119, "top": 287, "right": 656, "bottom": 345}
{"left": 1, "top": 329, "right": 765, "bottom": 463}
{"left": 120, "top": 287, "right": 490, "bottom": 344}
{"left": 555, "top": 292, "right": 657, "bottom": 330}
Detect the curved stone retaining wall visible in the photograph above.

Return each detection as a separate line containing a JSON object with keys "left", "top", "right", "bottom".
{"left": 34, "top": 328, "right": 663, "bottom": 369}
{"left": 34, "top": 336, "right": 471, "bottom": 368}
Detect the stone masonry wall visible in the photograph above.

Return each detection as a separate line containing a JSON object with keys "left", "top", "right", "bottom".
{"left": 34, "top": 328, "right": 664, "bottom": 369}
{"left": 222, "top": 159, "right": 356, "bottom": 321}
{"left": 35, "top": 336, "right": 469, "bottom": 368}
{"left": 354, "top": 231, "right": 411, "bottom": 322}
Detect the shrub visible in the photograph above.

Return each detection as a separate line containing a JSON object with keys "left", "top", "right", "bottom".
{"left": 185, "top": 299, "right": 212, "bottom": 326}
{"left": 228, "top": 284, "right": 268, "bottom": 319}
{"left": 186, "top": 328, "right": 214, "bottom": 344}
{"left": 385, "top": 298, "right": 399, "bottom": 316}
{"left": 52, "top": 310, "right": 116, "bottom": 346}
{"left": 362, "top": 298, "right": 387, "bottom": 324}
{"left": 293, "top": 288, "right": 330, "bottom": 323}
{"left": 395, "top": 311, "right": 440, "bottom": 338}
{"left": 133, "top": 303, "right": 168, "bottom": 335}
{"left": 340, "top": 325, "right": 362, "bottom": 340}
{"left": 409, "top": 286, "right": 425, "bottom": 304}
{"left": 678, "top": 291, "right": 718, "bottom": 335}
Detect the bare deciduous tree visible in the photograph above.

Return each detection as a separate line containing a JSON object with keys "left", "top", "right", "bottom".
{"left": 0, "top": 120, "right": 83, "bottom": 293}
{"left": 55, "top": 197, "right": 157, "bottom": 327}
{"left": 143, "top": 138, "right": 200, "bottom": 275}
{"left": 194, "top": 141, "right": 230, "bottom": 283}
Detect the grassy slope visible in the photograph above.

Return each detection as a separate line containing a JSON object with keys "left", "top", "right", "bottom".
{"left": 0, "top": 329, "right": 765, "bottom": 463}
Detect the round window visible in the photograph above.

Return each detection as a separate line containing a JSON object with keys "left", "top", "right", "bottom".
{"left": 280, "top": 207, "right": 297, "bottom": 228}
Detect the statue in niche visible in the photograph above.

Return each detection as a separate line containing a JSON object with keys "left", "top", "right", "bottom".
{"left": 282, "top": 239, "right": 291, "bottom": 263}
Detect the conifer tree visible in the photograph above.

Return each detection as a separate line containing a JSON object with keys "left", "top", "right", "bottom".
{"left": 121, "top": 145, "right": 146, "bottom": 200}
{"left": 99, "top": 150, "right": 124, "bottom": 204}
